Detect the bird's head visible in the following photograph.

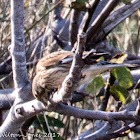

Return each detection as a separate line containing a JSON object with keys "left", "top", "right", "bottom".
{"left": 32, "top": 74, "right": 49, "bottom": 105}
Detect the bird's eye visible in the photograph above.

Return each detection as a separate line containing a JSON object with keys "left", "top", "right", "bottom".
{"left": 66, "top": 79, "right": 73, "bottom": 87}
{"left": 37, "top": 86, "right": 45, "bottom": 95}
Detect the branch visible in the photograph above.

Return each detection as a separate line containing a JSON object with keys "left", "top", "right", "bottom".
{"left": 10, "top": 0, "right": 29, "bottom": 88}
{"left": 69, "top": 9, "right": 80, "bottom": 47}
{"left": 51, "top": 104, "right": 138, "bottom": 122}
{"left": 86, "top": 0, "right": 120, "bottom": 44}
{"left": 74, "top": 122, "right": 127, "bottom": 140}
{"left": 0, "top": 0, "right": 32, "bottom": 138}
{"left": 94, "top": 0, "right": 140, "bottom": 42}
{"left": 82, "top": 0, "right": 100, "bottom": 32}
{"left": 0, "top": 56, "right": 12, "bottom": 74}
{"left": 99, "top": 72, "right": 116, "bottom": 111}
{"left": 10, "top": 98, "right": 138, "bottom": 123}
{"left": 0, "top": 89, "right": 15, "bottom": 110}
{"left": 51, "top": 33, "right": 86, "bottom": 103}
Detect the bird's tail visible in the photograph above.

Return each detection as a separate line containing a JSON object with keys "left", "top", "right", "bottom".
{"left": 84, "top": 60, "right": 138, "bottom": 78}
{"left": 80, "top": 60, "right": 138, "bottom": 88}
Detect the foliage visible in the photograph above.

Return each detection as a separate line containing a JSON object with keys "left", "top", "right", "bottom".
{"left": 32, "top": 114, "right": 64, "bottom": 140}
{"left": 68, "top": 0, "right": 89, "bottom": 11}
{"left": 86, "top": 76, "right": 105, "bottom": 95}
{"left": 110, "top": 85, "right": 128, "bottom": 104}
{"left": 111, "top": 67, "right": 133, "bottom": 89}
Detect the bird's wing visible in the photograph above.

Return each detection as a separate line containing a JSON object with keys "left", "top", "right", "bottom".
{"left": 36, "top": 51, "right": 73, "bottom": 72}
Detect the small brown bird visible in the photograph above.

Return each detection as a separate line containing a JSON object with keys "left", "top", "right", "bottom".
{"left": 32, "top": 50, "right": 129, "bottom": 104}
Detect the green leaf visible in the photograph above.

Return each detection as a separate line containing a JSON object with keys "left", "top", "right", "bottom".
{"left": 110, "top": 53, "right": 128, "bottom": 64}
{"left": 85, "top": 76, "right": 105, "bottom": 95}
{"left": 32, "top": 114, "right": 64, "bottom": 132}
{"left": 122, "top": 0, "right": 131, "bottom": 4}
{"left": 32, "top": 116, "right": 64, "bottom": 140}
{"left": 98, "top": 56, "right": 105, "bottom": 61}
{"left": 69, "top": 0, "right": 89, "bottom": 11}
{"left": 47, "top": 116, "right": 64, "bottom": 128}
{"left": 110, "top": 85, "right": 128, "bottom": 104}
{"left": 111, "top": 67, "right": 133, "bottom": 89}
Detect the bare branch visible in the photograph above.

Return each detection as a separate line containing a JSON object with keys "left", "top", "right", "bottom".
{"left": 0, "top": 0, "right": 32, "bottom": 138}
{"left": 0, "top": 89, "right": 15, "bottom": 110}
{"left": 0, "top": 56, "right": 11, "bottom": 74}
{"left": 82, "top": 0, "right": 100, "bottom": 33}
{"left": 99, "top": 72, "right": 116, "bottom": 111}
{"left": 10, "top": 0, "right": 29, "bottom": 88}
{"left": 95, "top": 0, "right": 140, "bottom": 42}
{"left": 12, "top": 98, "right": 138, "bottom": 123}
{"left": 86, "top": 0, "right": 120, "bottom": 44}
{"left": 51, "top": 33, "right": 86, "bottom": 103}
{"left": 69, "top": 9, "right": 80, "bottom": 47}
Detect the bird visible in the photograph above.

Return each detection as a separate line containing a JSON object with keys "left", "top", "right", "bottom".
{"left": 32, "top": 50, "right": 132, "bottom": 105}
